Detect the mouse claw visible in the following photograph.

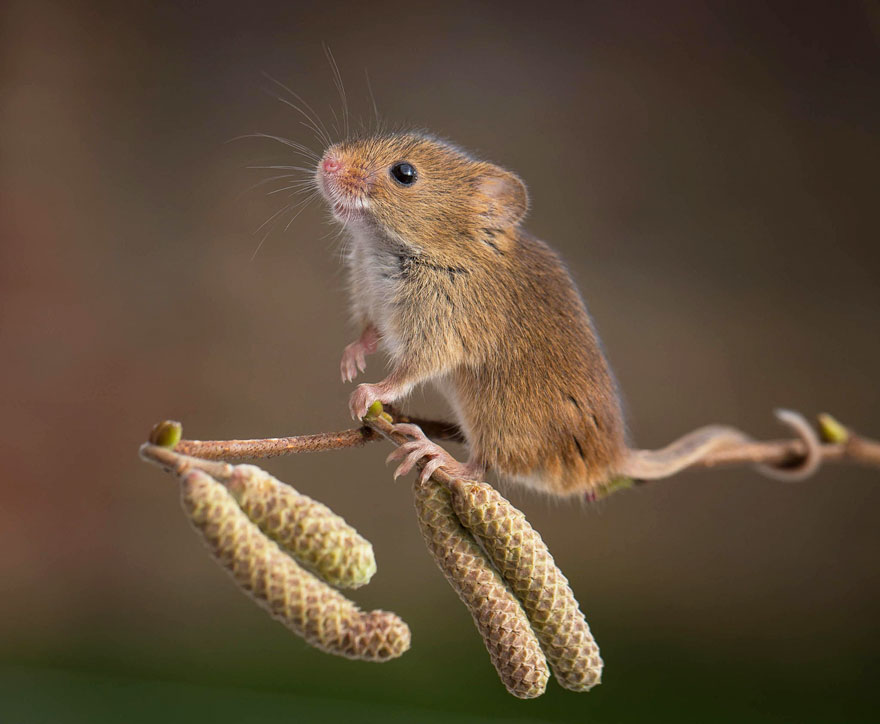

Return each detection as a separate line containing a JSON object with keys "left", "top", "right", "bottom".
{"left": 385, "top": 445, "right": 409, "bottom": 465}
{"left": 340, "top": 356, "right": 354, "bottom": 383}
{"left": 340, "top": 342, "right": 368, "bottom": 384}
{"left": 418, "top": 456, "right": 448, "bottom": 484}
{"left": 349, "top": 384, "right": 380, "bottom": 420}
{"left": 387, "top": 438, "right": 458, "bottom": 482}
{"left": 391, "top": 423, "right": 429, "bottom": 441}
{"left": 394, "top": 451, "right": 426, "bottom": 479}
{"left": 387, "top": 441, "right": 429, "bottom": 479}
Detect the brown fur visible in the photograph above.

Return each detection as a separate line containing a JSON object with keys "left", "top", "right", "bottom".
{"left": 319, "top": 132, "right": 627, "bottom": 495}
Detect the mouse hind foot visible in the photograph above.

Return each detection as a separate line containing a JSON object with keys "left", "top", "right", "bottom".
{"left": 386, "top": 423, "right": 485, "bottom": 484}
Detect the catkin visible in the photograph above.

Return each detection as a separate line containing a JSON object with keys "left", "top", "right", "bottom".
{"left": 182, "top": 468, "right": 410, "bottom": 662}
{"left": 413, "top": 478, "right": 549, "bottom": 698}
{"left": 224, "top": 464, "right": 376, "bottom": 588}
{"left": 448, "top": 478, "right": 602, "bottom": 692}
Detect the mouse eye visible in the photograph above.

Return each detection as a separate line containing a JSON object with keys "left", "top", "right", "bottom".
{"left": 390, "top": 162, "right": 417, "bottom": 186}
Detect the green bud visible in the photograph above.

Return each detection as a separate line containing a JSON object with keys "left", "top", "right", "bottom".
{"left": 817, "top": 413, "right": 849, "bottom": 444}
{"left": 149, "top": 420, "right": 182, "bottom": 448}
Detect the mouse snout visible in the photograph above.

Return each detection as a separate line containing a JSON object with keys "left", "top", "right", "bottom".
{"left": 318, "top": 150, "right": 372, "bottom": 221}
{"left": 322, "top": 156, "right": 342, "bottom": 174}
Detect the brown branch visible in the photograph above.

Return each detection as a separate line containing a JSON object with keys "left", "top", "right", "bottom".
{"left": 151, "top": 410, "right": 879, "bottom": 493}
{"left": 844, "top": 435, "right": 880, "bottom": 467}
{"left": 173, "top": 428, "right": 379, "bottom": 460}
{"left": 685, "top": 438, "right": 840, "bottom": 469}
{"left": 168, "top": 405, "right": 464, "bottom": 461}
{"left": 671, "top": 417, "right": 880, "bottom": 471}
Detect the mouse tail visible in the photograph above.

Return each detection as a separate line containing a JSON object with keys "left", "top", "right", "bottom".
{"left": 618, "top": 424, "right": 748, "bottom": 480}
{"left": 618, "top": 410, "right": 822, "bottom": 482}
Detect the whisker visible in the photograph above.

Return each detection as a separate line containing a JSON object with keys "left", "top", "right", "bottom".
{"left": 261, "top": 71, "right": 333, "bottom": 147}
{"left": 229, "top": 133, "right": 318, "bottom": 159}
{"left": 234, "top": 132, "right": 320, "bottom": 161}
{"left": 253, "top": 200, "right": 295, "bottom": 236}
{"left": 238, "top": 173, "right": 309, "bottom": 199}
{"left": 328, "top": 105, "right": 342, "bottom": 141}
{"left": 364, "top": 67, "right": 380, "bottom": 132}
{"left": 264, "top": 92, "right": 330, "bottom": 148}
{"left": 266, "top": 181, "right": 318, "bottom": 195}
{"left": 250, "top": 210, "right": 287, "bottom": 261}
{"left": 246, "top": 164, "right": 316, "bottom": 173}
{"left": 250, "top": 192, "right": 317, "bottom": 261}
{"left": 324, "top": 44, "right": 349, "bottom": 139}
{"left": 327, "top": 222, "right": 350, "bottom": 263}
{"left": 283, "top": 192, "right": 319, "bottom": 231}
{"left": 294, "top": 121, "right": 327, "bottom": 149}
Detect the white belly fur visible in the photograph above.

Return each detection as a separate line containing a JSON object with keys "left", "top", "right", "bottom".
{"left": 345, "top": 225, "right": 404, "bottom": 359}
{"left": 346, "top": 227, "right": 472, "bottom": 455}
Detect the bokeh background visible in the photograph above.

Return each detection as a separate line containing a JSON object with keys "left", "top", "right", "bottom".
{"left": 2, "top": 1, "right": 878, "bottom": 721}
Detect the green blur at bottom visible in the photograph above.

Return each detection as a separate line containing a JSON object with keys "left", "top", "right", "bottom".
{"left": 1, "top": 629, "right": 875, "bottom": 724}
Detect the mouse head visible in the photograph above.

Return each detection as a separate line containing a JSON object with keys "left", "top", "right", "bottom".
{"left": 316, "top": 132, "right": 528, "bottom": 256}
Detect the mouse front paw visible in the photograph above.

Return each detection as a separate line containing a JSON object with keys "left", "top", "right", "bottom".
{"left": 349, "top": 384, "right": 383, "bottom": 420}
{"left": 340, "top": 342, "right": 367, "bottom": 383}
{"left": 340, "top": 326, "right": 380, "bottom": 383}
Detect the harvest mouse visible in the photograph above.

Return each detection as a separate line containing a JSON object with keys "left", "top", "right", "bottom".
{"left": 315, "top": 131, "right": 818, "bottom": 496}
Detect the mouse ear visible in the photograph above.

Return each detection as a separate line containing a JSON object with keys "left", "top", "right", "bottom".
{"left": 476, "top": 165, "right": 529, "bottom": 229}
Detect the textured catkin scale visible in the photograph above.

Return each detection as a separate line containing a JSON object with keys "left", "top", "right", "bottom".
{"left": 182, "top": 469, "right": 410, "bottom": 662}
{"left": 224, "top": 464, "right": 376, "bottom": 588}
{"left": 412, "top": 478, "right": 549, "bottom": 699}
{"left": 449, "top": 479, "right": 603, "bottom": 692}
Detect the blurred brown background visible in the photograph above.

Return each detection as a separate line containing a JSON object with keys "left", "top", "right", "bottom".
{"left": 1, "top": 1, "right": 878, "bottom": 721}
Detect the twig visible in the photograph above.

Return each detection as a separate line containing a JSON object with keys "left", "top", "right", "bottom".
{"left": 171, "top": 407, "right": 464, "bottom": 461}
{"left": 173, "top": 428, "right": 379, "bottom": 460}
{"left": 682, "top": 438, "right": 857, "bottom": 469}
{"left": 160, "top": 411, "right": 880, "bottom": 487}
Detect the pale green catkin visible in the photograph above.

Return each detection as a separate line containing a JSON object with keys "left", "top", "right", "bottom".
{"left": 413, "top": 478, "right": 549, "bottom": 699}
{"left": 224, "top": 464, "right": 376, "bottom": 588}
{"left": 182, "top": 469, "right": 410, "bottom": 662}
{"left": 449, "top": 478, "right": 603, "bottom": 692}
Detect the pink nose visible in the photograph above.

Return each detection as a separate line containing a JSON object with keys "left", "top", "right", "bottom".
{"left": 322, "top": 157, "right": 342, "bottom": 174}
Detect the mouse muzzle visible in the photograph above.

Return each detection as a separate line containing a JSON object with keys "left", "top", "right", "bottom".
{"left": 317, "top": 149, "right": 372, "bottom": 222}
